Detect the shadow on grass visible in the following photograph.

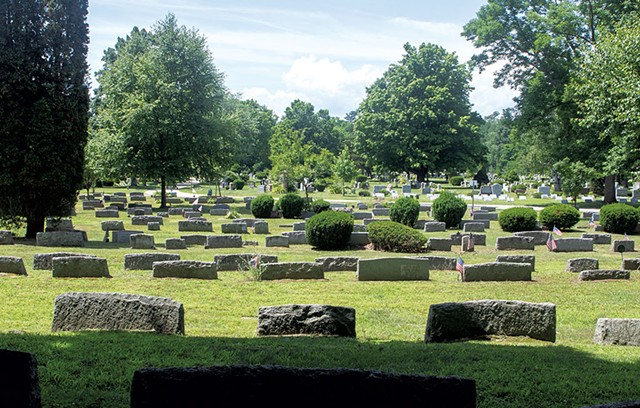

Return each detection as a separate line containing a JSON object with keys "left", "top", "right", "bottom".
{"left": 1, "top": 332, "right": 639, "bottom": 407}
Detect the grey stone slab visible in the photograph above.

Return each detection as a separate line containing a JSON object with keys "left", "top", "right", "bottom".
{"left": 462, "top": 222, "right": 485, "bottom": 232}
{"left": 129, "top": 365, "right": 476, "bottom": 408}
{"left": 216, "top": 196, "right": 235, "bottom": 204}
{"left": 413, "top": 256, "right": 456, "bottom": 270}
{"left": 0, "top": 256, "right": 27, "bottom": 275}
{"left": 46, "top": 217, "right": 73, "bottom": 231}
{"left": 147, "top": 222, "right": 161, "bottom": 231}
{"left": 51, "top": 292, "right": 184, "bottom": 335}
{"left": 101, "top": 220, "right": 124, "bottom": 231}
{"left": 372, "top": 208, "right": 390, "bottom": 216}
{"left": 460, "top": 219, "right": 490, "bottom": 229}
{"left": 33, "top": 252, "right": 97, "bottom": 270}
{"left": 451, "top": 233, "right": 486, "bottom": 246}
{"left": 112, "top": 230, "right": 144, "bottom": 244}
{"left": 132, "top": 215, "right": 163, "bottom": 226}
{"left": 594, "top": 318, "right": 640, "bottom": 346}
{"left": 473, "top": 212, "right": 498, "bottom": 221}
{"left": 582, "top": 233, "right": 612, "bottom": 245}
{"left": 265, "top": 236, "right": 289, "bottom": 248}
{"left": 233, "top": 218, "right": 264, "bottom": 228}
{"left": 178, "top": 220, "right": 213, "bottom": 232}
{"left": 425, "top": 300, "right": 556, "bottom": 342}
{"left": 221, "top": 223, "right": 247, "bottom": 234}
{"left": 205, "top": 235, "right": 243, "bottom": 249}
{"left": 184, "top": 211, "right": 202, "bottom": 219}
{"left": 180, "top": 235, "right": 208, "bottom": 246}
{"left": 0, "top": 349, "right": 41, "bottom": 408}
{"left": 622, "top": 259, "right": 640, "bottom": 271}
{"left": 566, "top": 258, "right": 599, "bottom": 273}
{"left": 253, "top": 221, "right": 269, "bottom": 234}
{"left": 0, "top": 230, "right": 14, "bottom": 245}
{"left": 514, "top": 231, "right": 550, "bottom": 246}
{"left": 427, "top": 238, "right": 452, "bottom": 251}
{"left": 153, "top": 260, "right": 217, "bottom": 280}
{"left": 130, "top": 234, "right": 155, "bottom": 249}
{"left": 353, "top": 212, "right": 373, "bottom": 220}
{"left": 292, "top": 222, "right": 306, "bottom": 231}
{"left": 36, "top": 231, "right": 85, "bottom": 247}
{"left": 124, "top": 253, "right": 180, "bottom": 270}
{"left": 424, "top": 221, "right": 446, "bottom": 232}
{"left": 260, "top": 262, "right": 324, "bottom": 280}
{"left": 352, "top": 224, "right": 367, "bottom": 232}
{"left": 315, "top": 257, "right": 359, "bottom": 271}
{"left": 165, "top": 238, "right": 187, "bottom": 250}
{"left": 209, "top": 209, "right": 229, "bottom": 216}
{"left": 578, "top": 270, "right": 630, "bottom": 281}
{"left": 348, "top": 232, "right": 370, "bottom": 246}
{"left": 282, "top": 231, "right": 307, "bottom": 245}
{"left": 357, "top": 257, "right": 429, "bottom": 281}
{"left": 495, "top": 236, "right": 535, "bottom": 250}
{"left": 496, "top": 255, "right": 535, "bottom": 270}
{"left": 168, "top": 208, "right": 185, "bottom": 216}
{"left": 612, "top": 240, "right": 634, "bottom": 253}
{"left": 215, "top": 254, "right": 278, "bottom": 271}
{"left": 363, "top": 218, "right": 390, "bottom": 226}
{"left": 462, "top": 262, "right": 532, "bottom": 282}
{"left": 257, "top": 304, "right": 355, "bottom": 337}
{"left": 52, "top": 256, "right": 110, "bottom": 278}
{"left": 553, "top": 238, "right": 594, "bottom": 252}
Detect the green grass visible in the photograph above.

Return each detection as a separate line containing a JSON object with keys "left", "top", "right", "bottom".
{"left": 1, "top": 194, "right": 640, "bottom": 407}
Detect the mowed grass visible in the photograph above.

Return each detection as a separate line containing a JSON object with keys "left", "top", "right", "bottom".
{"left": 1, "top": 193, "right": 640, "bottom": 407}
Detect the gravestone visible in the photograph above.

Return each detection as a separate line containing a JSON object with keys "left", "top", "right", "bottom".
{"left": 552, "top": 238, "right": 594, "bottom": 252}
{"left": 36, "top": 231, "right": 85, "bottom": 247}
{"left": 348, "top": 232, "right": 370, "bottom": 246}
{"left": 373, "top": 185, "right": 386, "bottom": 193}
{"left": 427, "top": 238, "right": 452, "bottom": 251}
{"left": 616, "top": 188, "right": 628, "bottom": 198}
{"left": 0, "top": 230, "right": 14, "bottom": 245}
{"left": 130, "top": 234, "right": 155, "bottom": 250}
{"left": 0, "top": 256, "right": 27, "bottom": 275}
{"left": 425, "top": 300, "right": 556, "bottom": 342}
{"left": 611, "top": 240, "right": 634, "bottom": 253}
{"left": 450, "top": 233, "right": 486, "bottom": 246}
{"left": 257, "top": 304, "right": 355, "bottom": 337}
{"left": 372, "top": 208, "right": 390, "bottom": 216}
{"left": 165, "top": 238, "right": 187, "bottom": 250}
{"left": 260, "top": 262, "right": 324, "bottom": 280}
{"left": 413, "top": 256, "right": 456, "bottom": 270}
{"left": 168, "top": 208, "right": 184, "bottom": 216}
{"left": 52, "top": 256, "right": 110, "bottom": 278}
{"left": 101, "top": 220, "right": 124, "bottom": 231}
{"left": 491, "top": 184, "right": 503, "bottom": 196}
{"left": 253, "top": 221, "right": 269, "bottom": 234}
{"left": 402, "top": 185, "right": 412, "bottom": 194}
{"left": 622, "top": 259, "right": 640, "bottom": 270}
{"left": 147, "top": 222, "right": 161, "bottom": 231}
{"left": 460, "top": 219, "right": 490, "bottom": 229}
{"left": 214, "top": 254, "right": 278, "bottom": 271}
{"left": 124, "top": 253, "right": 180, "bottom": 270}
{"left": 132, "top": 215, "right": 163, "bottom": 226}
{"left": 184, "top": 211, "right": 202, "bottom": 219}
{"left": 578, "top": 270, "right": 630, "bottom": 281}
{"left": 205, "top": 235, "right": 243, "bottom": 249}
{"left": 353, "top": 212, "right": 373, "bottom": 220}
{"left": 33, "top": 252, "right": 97, "bottom": 270}
{"left": 462, "top": 222, "right": 485, "bottom": 232}
{"left": 178, "top": 220, "right": 213, "bottom": 232}
{"left": 180, "top": 235, "right": 209, "bottom": 246}
{"left": 357, "top": 258, "right": 429, "bottom": 281}
{"left": 581, "top": 233, "right": 611, "bottom": 245}
{"left": 461, "top": 262, "right": 532, "bottom": 282}
{"left": 495, "top": 255, "right": 535, "bottom": 270}
{"left": 472, "top": 212, "right": 498, "bottom": 221}
{"left": 221, "top": 223, "right": 247, "bottom": 234}
{"left": 51, "top": 292, "right": 184, "bottom": 335}
{"left": 112, "top": 230, "right": 144, "bottom": 244}
{"left": 315, "top": 257, "right": 359, "bottom": 271}
{"left": 594, "top": 318, "right": 640, "bottom": 346}
{"left": 538, "top": 186, "right": 551, "bottom": 196}
{"left": 153, "top": 260, "right": 217, "bottom": 280}
{"left": 210, "top": 208, "right": 229, "bottom": 216}
{"left": 513, "top": 231, "right": 549, "bottom": 246}
{"left": 424, "top": 222, "right": 446, "bottom": 232}
{"left": 495, "top": 236, "right": 535, "bottom": 250}
{"left": 265, "top": 236, "right": 289, "bottom": 248}
{"left": 0, "top": 349, "right": 41, "bottom": 408}
{"left": 282, "top": 231, "right": 307, "bottom": 245}
{"left": 480, "top": 186, "right": 492, "bottom": 195}
{"left": 233, "top": 218, "right": 264, "bottom": 228}
{"left": 566, "top": 258, "right": 599, "bottom": 273}
{"left": 292, "top": 222, "right": 306, "bottom": 231}
{"left": 46, "top": 217, "right": 73, "bottom": 231}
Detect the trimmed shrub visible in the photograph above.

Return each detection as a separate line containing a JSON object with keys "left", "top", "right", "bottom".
{"left": 358, "top": 190, "right": 371, "bottom": 197}
{"left": 449, "top": 176, "right": 464, "bottom": 186}
{"left": 306, "top": 211, "right": 354, "bottom": 250}
{"left": 314, "top": 180, "right": 327, "bottom": 192}
{"left": 389, "top": 197, "right": 420, "bottom": 227}
{"left": 279, "top": 193, "right": 305, "bottom": 218}
{"left": 539, "top": 204, "right": 580, "bottom": 230}
{"left": 250, "top": 194, "right": 274, "bottom": 218}
{"left": 310, "top": 199, "right": 331, "bottom": 214}
{"left": 513, "top": 184, "right": 527, "bottom": 193}
{"left": 328, "top": 184, "right": 343, "bottom": 195}
{"left": 233, "top": 178, "right": 245, "bottom": 190}
{"left": 600, "top": 203, "right": 640, "bottom": 234}
{"left": 432, "top": 191, "right": 467, "bottom": 228}
{"left": 355, "top": 174, "right": 368, "bottom": 183}
{"left": 367, "top": 221, "right": 427, "bottom": 252}
{"left": 499, "top": 207, "right": 538, "bottom": 232}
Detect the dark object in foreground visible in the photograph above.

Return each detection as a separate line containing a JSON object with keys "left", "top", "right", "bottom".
{"left": 0, "top": 349, "right": 41, "bottom": 408}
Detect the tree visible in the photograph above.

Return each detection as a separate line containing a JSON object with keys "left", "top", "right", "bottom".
{"left": 554, "top": 158, "right": 595, "bottom": 207}
{"left": 0, "top": 0, "right": 89, "bottom": 237}
{"left": 333, "top": 148, "right": 358, "bottom": 195}
{"left": 269, "top": 127, "right": 312, "bottom": 193}
{"left": 354, "top": 43, "right": 485, "bottom": 183}
{"left": 91, "top": 14, "right": 227, "bottom": 208}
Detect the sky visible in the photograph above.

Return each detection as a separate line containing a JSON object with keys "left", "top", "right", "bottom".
{"left": 87, "top": 0, "right": 518, "bottom": 118}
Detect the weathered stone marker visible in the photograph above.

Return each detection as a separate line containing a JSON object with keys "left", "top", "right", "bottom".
{"left": 257, "top": 304, "right": 356, "bottom": 337}
{"left": 425, "top": 300, "right": 556, "bottom": 342}
{"left": 152, "top": 260, "right": 217, "bottom": 280}
{"left": 214, "top": 254, "right": 278, "bottom": 271}
{"left": 462, "top": 262, "right": 532, "bottom": 282}
{"left": 315, "top": 257, "right": 359, "bottom": 271}
{"left": 33, "top": 252, "right": 98, "bottom": 270}
{"left": 578, "top": 270, "right": 630, "bottom": 281}
{"left": 566, "top": 258, "right": 599, "bottom": 273}
{"left": 51, "top": 292, "right": 184, "bottom": 335}
{"left": 124, "top": 253, "right": 180, "bottom": 270}
{"left": 357, "top": 258, "right": 429, "bottom": 281}
{"left": 52, "top": 256, "right": 111, "bottom": 278}
{"left": 495, "top": 236, "right": 535, "bottom": 250}
{"left": 495, "top": 255, "right": 535, "bottom": 270}
{"left": 594, "top": 318, "right": 640, "bottom": 346}
{"left": 0, "top": 349, "right": 41, "bottom": 408}
{"left": 260, "top": 262, "right": 324, "bottom": 280}
{"left": 0, "top": 256, "right": 27, "bottom": 275}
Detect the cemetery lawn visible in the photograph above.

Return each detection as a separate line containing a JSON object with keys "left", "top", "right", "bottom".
{"left": 1, "top": 195, "right": 639, "bottom": 407}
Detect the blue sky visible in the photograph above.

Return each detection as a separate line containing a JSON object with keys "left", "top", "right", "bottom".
{"left": 87, "top": 0, "right": 517, "bottom": 118}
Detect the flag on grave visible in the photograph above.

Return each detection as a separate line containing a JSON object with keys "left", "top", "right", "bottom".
{"left": 553, "top": 225, "right": 563, "bottom": 236}
{"left": 546, "top": 234, "right": 557, "bottom": 251}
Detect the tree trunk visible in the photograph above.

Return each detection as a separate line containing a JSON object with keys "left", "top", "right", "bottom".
{"left": 26, "top": 215, "right": 45, "bottom": 239}
{"left": 603, "top": 174, "right": 616, "bottom": 204}
{"left": 160, "top": 175, "right": 167, "bottom": 209}
{"left": 416, "top": 168, "right": 427, "bottom": 183}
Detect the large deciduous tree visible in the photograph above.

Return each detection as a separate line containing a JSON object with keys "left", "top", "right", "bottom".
{"left": 354, "top": 43, "right": 485, "bottom": 182}
{"left": 0, "top": 0, "right": 89, "bottom": 237}
{"left": 91, "top": 14, "right": 227, "bottom": 207}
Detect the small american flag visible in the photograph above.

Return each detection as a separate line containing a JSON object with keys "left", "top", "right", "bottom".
{"left": 249, "top": 255, "right": 259, "bottom": 268}
{"left": 456, "top": 256, "right": 464, "bottom": 274}
{"left": 198, "top": 205, "right": 203, "bottom": 212}
{"left": 624, "top": 232, "right": 629, "bottom": 240}
{"left": 589, "top": 214, "right": 595, "bottom": 227}
{"left": 553, "top": 225, "right": 562, "bottom": 236}
{"left": 468, "top": 234, "right": 475, "bottom": 251}
{"left": 546, "top": 234, "right": 557, "bottom": 251}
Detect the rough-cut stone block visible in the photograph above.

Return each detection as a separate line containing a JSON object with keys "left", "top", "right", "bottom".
{"left": 352, "top": 224, "right": 366, "bottom": 232}
{"left": 514, "top": 231, "right": 549, "bottom": 246}
{"left": 566, "top": 258, "right": 599, "bottom": 273}
{"left": 265, "top": 235, "right": 289, "bottom": 248}
{"left": 582, "top": 233, "right": 612, "bottom": 245}
{"left": 594, "top": 318, "right": 640, "bottom": 346}
{"left": 414, "top": 256, "right": 456, "bottom": 270}
{"left": 462, "top": 262, "right": 532, "bottom": 282}
{"left": 205, "top": 235, "right": 243, "bottom": 249}
{"left": 36, "top": 231, "right": 85, "bottom": 247}
{"left": 127, "top": 207, "right": 152, "bottom": 216}
{"left": 496, "top": 236, "right": 535, "bottom": 250}
{"left": 260, "top": 262, "right": 324, "bottom": 280}
{"left": 111, "top": 230, "right": 144, "bottom": 244}
{"left": 553, "top": 238, "right": 594, "bottom": 252}
{"left": 132, "top": 215, "right": 163, "bottom": 226}
{"left": 0, "top": 256, "right": 27, "bottom": 275}
{"left": 423, "top": 222, "right": 446, "bottom": 232}
{"left": 578, "top": 270, "right": 630, "bottom": 281}
{"left": 46, "top": 217, "right": 73, "bottom": 231}
{"left": 348, "top": 232, "right": 370, "bottom": 246}
{"left": 130, "top": 365, "right": 476, "bottom": 408}
{"left": 153, "top": 260, "right": 217, "bottom": 280}
{"left": 233, "top": 218, "right": 263, "bottom": 228}
{"left": 292, "top": 222, "right": 306, "bottom": 231}
{"left": 216, "top": 196, "right": 235, "bottom": 204}
{"left": 372, "top": 208, "right": 390, "bottom": 216}
{"left": 178, "top": 220, "right": 213, "bottom": 232}
{"left": 425, "top": 300, "right": 556, "bottom": 342}
{"left": 52, "top": 256, "right": 110, "bottom": 278}
{"left": 427, "top": 238, "right": 452, "bottom": 251}
{"left": 451, "top": 233, "right": 486, "bottom": 246}
{"left": 221, "top": 223, "right": 246, "bottom": 234}
{"left": 180, "top": 235, "right": 208, "bottom": 246}
{"left": 209, "top": 209, "right": 229, "bottom": 216}
{"left": 612, "top": 240, "right": 635, "bottom": 253}
{"left": 315, "top": 257, "right": 359, "bottom": 271}
{"left": 147, "top": 222, "right": 161, "bottom": 231}
{"left": 0, "top": 230, "right": 14, "bottom": 245}
{"left": 253, "top": 221, "right": 269, "bottom": 234}
{"left": 460, "top": 219, "right": 490, "bottom": 229}
{"left": 101, "top": 220, "right": 124, "bottom": 231}
{"left": 124, "top": 253, "right": 180, "bottom": 270}
{"left": 214, "top": 254, "right": 278, "bottom": 271}
{"left": 52, "top": 292, "right": 184, "bottom": 334}
{"left": 0, "top": 349, "right": 41, "bottom": 408}
{"left": 282, "top": 231, "right": 307, "bottom": 244}
{"left": 168, "top": 208, "right": 184, "bottom": 216}
{"left": 33, "top": 252, "right": 97, "bottom": 270}
{"left": 130, "top": 234, "right": 155, "bottom": 249}
{"left": 353, "top": 212, "right": 373, "bottom": 220}
{"left": 165, "top": 238, "right": 187, "bottom": 250}
{"left": 96, "top": 209, "right": 120, "bottom": 218}
{"left": 496, "top": 255, "right": 535, "bottom": 270}
{"left": 257, "top": 304, "right": 355, "bottom": 337}
{"left": 357, "top": 258, "right": 429, "bottom": 281}
{"left": 622, "top": 258, "right": 640, "bottom": 271}
{"left": 184, "top": 211, "right": 202, "bottom": 219}
{"left": 463, "top": 222, "right": 485, "bottom": 232}
{"left": 472, "top": 212, "right": 498, "bottom": 221}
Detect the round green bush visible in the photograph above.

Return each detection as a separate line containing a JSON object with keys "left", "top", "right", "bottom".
{"left": 328, "top": 184, "right": 343, "bottom": 195}
{"left": 314, "top": 180, "right": 327, "bottom": 192}
{"left": 449, "top": 176, "right": 464, "bottom": 186}
{"left": 367, "top": 221, "right": 427, "bottom": 252}
{"left": 538, "top": 204, "right": 580, "bottom": 230}
{"left": 233, "top": 178, "right": 245, "bottom": 190}
{"left": 600, "top": 203, "right": 640, "bottom": 234}
{"left": 306, "top": 211, "right": 354, "bottom": 250}
{"left": 389, "top": 197, "right": 420, "bottom": 227}
{"left": 432, "top": 191, "right": 467, "bottom": 228}
{"left": 250, "top": 194, "right": 274, "bottom": 218}
{"left": 498, "top": 207, "right": 538, "bottom": 232}
{"left": 310, "top": 199, "right": 330, "bottom": 214}
{"left": 355, "top": 174, "right": 368, "bottom": 183}
{"left": 279, "top": 193, "right": 305, "bottom": 218}
{"left": 358, "top": 190, "right": 371, "bottom": 197}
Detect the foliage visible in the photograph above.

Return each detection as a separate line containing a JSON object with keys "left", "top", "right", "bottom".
{"left": 356, "top": 174, "right": 368, "bottom": 183}
{"left": 449, "top": 176, "right": 464, "bottom": 186}
{"left": 279, "top": 193, "right": 305, "bottom": 219}
{"left": 498, "top": 207, "right": 538, "bottom": 233}
{"left": 269, "top": 127, "right": 311, "bottom": 193}
{"left": 354, "top": 43, "right": 485, "bottom": 182}
{"left": 554, "top": 158, "right": 596, "bottom": 205}
{"left": 333, "top": 148, "right": 358, "bottom": 195}
{"left": 358, "top": 190, "right": 371, "bottom": 197}
{"left": 432, "top": 191, "right": 467, "bottom": 228}
{"left": 0, "top": 0, "right": 89, "bottom": 237}
{"left": 389, "top": 197, "right": 420, "bottom": 227}
{"left": 250, "top": 194, "right": 274, "bottom": 218}
{"left": 328, "top": 184, "right": 343, "bottom": 195}
{"left": 314, "top": 180, "right": 327, "bottom": 193}
{"left": 539, "top": 204, "right": 580, "bottom": 230}
{"left": 600, "top": 203, "right": 640, "bottom": 234}
{"left": 367, "top": 221, "right": 427, "bottom": 252}
{"left": 232, "top": 178, "right": 245, "bottom": 190}
{"left": 305, "top": 211, "right": 354, "bottom": 250}
{"left": 310, "top": 199, "right": 330, "bottom": 214}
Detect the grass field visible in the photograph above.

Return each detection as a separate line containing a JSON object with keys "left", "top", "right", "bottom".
{"left": 1, "top": 186, "right": 639, "bottom": 407}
